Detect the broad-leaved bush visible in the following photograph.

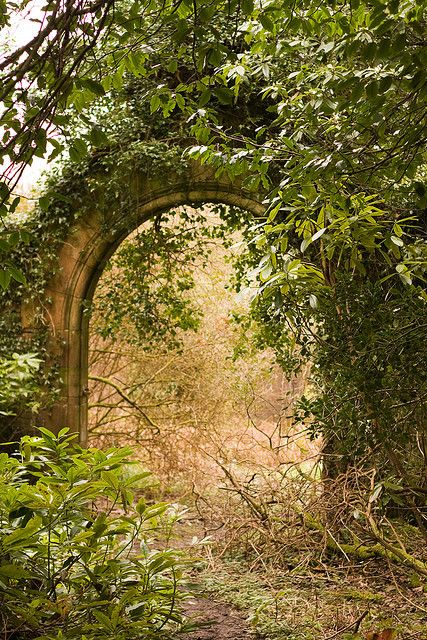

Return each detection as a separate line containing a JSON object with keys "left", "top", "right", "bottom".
{"left": 0, "top": 429, "right": 190, "bottom": 639}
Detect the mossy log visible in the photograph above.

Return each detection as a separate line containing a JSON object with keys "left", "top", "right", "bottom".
{"left": 303, "top": 513, "right": 427, "bottom": 577}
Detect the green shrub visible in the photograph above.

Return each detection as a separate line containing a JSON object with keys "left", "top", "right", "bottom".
{"left": 0, "top": 353, "right": 41, "bottom": 416}
{"left": 0, "top": 428, "right": 190, "bottom": 639}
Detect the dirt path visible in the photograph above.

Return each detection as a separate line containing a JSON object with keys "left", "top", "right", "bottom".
{"left": 181, "top": 596, "right": 255, "bottom": 640}
{"left": 161, "top": 518, "right": 256, "bottom": 639}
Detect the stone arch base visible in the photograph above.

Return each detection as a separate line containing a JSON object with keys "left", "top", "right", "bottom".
{"left": 23, "top": 162, "right": 264, "bottom": 444}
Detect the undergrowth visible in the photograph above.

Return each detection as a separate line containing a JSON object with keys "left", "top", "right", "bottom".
{"left": 0, "top": 429, "right": 194, "bottom": 640}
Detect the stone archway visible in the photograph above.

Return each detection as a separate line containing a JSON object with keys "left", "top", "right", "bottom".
{"left": 23, "top": 162, "right": 264, "bottom": 443}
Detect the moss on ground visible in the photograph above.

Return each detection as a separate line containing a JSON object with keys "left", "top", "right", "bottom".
{"left": 191, "top": 555, "right": 427, "bottom": 640}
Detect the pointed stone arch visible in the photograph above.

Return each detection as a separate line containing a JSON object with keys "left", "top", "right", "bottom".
{"left": 24, "top": 162, "right": 264, "bottom": 442}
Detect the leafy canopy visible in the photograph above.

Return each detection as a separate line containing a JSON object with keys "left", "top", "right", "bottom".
{"left": 1, "top": 0, "right": 426, "bottom": 290}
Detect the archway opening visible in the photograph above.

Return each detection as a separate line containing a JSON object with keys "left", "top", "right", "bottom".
{"left": 86, "top": 201, "right": 314, "bottom": 503}
{"left": 42, "top": 165, "right": 268, "bottom": 438}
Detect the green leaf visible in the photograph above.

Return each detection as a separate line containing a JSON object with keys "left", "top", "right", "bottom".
{"left": 101, "top": 469, "right": 120, "bottom": 490}
{"left": 198, "top": 89, "right": 211, "bottom": 107}
{"left": 392, "top": 223, "right": 403, "bottom": 238}
{"left": 136, "top": 497, "right": 146, "bottom": 514}
{"left": 214, "top": 87, "right": 233, "bottom": 105}
{"left": 2, "top": 516, "right": 42, "bottom": 548}
{"left": 241, "top": 0, "right": 254, "bottom": 15}
{"left": 39, "top": 195, "right": 50, "bottom": 211}
{"left": 8, "top": 266, "right": 26, "bottom": 285}
{"left": 167, "top": 60, "right": 178, "bottom": 73}
{"left": 175, "top": 93, "right": 185, "bottom": 110}
{"left": 150, "top": 94, "right": 161, "bottom": 113}
{"left": 0, "top": 564, "right": 32, "bottom": 579}
{"left": 0, "top": 269, "right": 11, "bottom": 290}
{"left": 69, "top": 138, "right": 88, "bottom": 162}
{"left": 92, "top": 610, "right": 113, "bottom": 629}
{"left": 174, "top": 19, "right": 189, "bottom": 44}
{"left": 142, "top": 503, "right": 169, "bottom": 520}
{"left": 74, "top": 138, "right": 88, "bottom": 155}
{"left": 300, "top": 237, "right": 311, "bottom": 253}
{"left": 199, "top": 6, "right": 215, "bottom": 22}
{"left": 259, "top": 12, "right": 274, "bottom": 31}
{"left": 0, "top": 181, "right": 9, "bottom": 200}
{"left": 89, "top": 127, "right": 109, "bottom": 147}
{"left": 396, "top": 263, "right": 412, "bottom": 285}
{"left": 79, "top": 78, "right": 106, "bottom": 97}
{"left": 208, "top": 47, "right": 223, "bottom": 66}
